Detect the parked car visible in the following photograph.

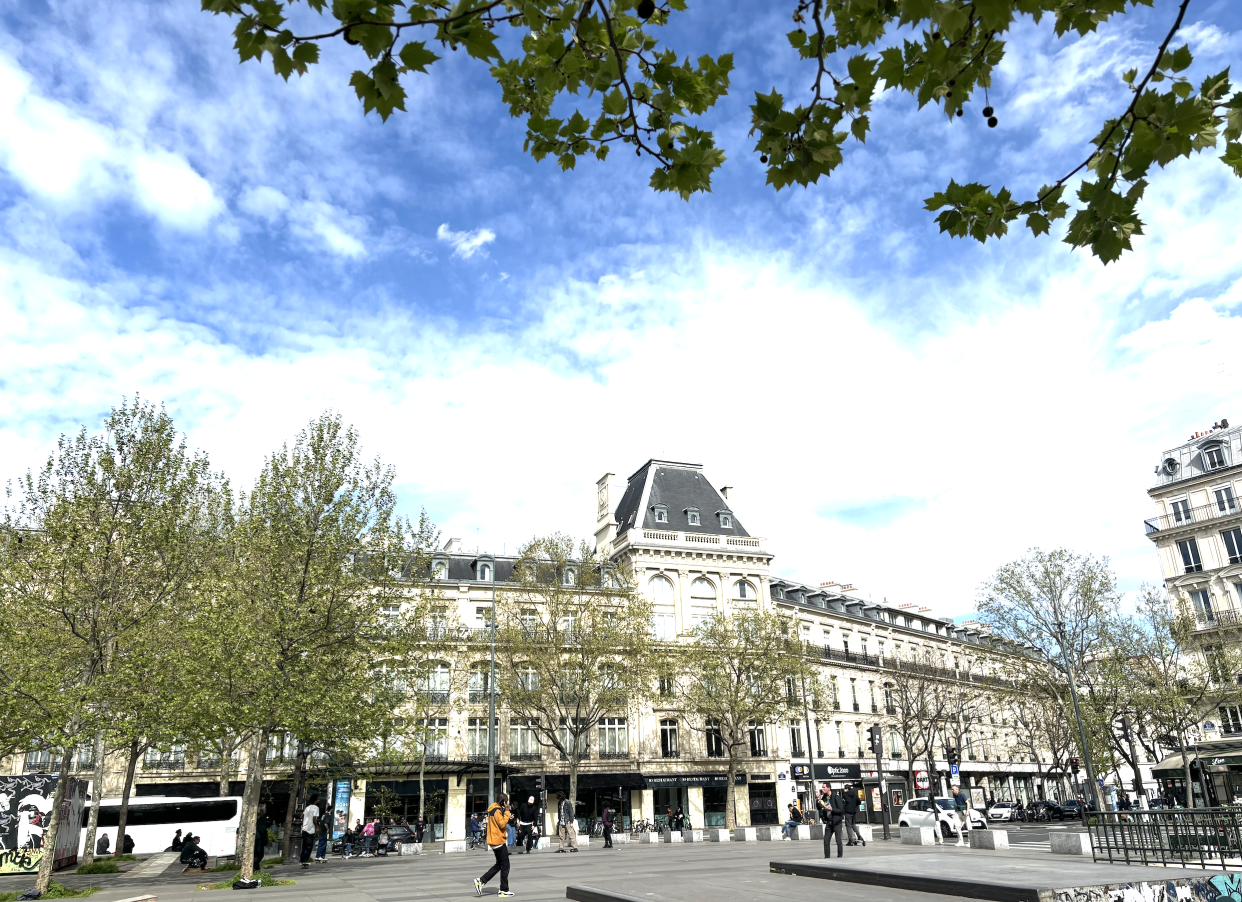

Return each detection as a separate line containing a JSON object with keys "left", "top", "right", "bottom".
{"left": 1060, "top": 799, "right": 1085, "bottom": 820}
{"left": 1030, "top": 800, "right": 1063, "bottom": 821}
{"left": 897, "top": 798, "right": 986, "bottom": 837}
{"left": 987, "top": 801, "right": 1017, "bottom": 822}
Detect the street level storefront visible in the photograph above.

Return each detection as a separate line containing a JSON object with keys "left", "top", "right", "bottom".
{"left": 510, "top": 771, "right": 645, "bottom": 831}
{"left": 1151, "top": 743, "right": 1242, "bottom": 808}
{"left": 644, "top": 773, "right": 744, "bottom": 827}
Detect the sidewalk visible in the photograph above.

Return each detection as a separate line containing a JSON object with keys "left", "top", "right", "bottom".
{"left": 19, "top": 833, "right": 1155, "bottom": 902}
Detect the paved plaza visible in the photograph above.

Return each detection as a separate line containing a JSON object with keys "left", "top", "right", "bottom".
{"left": 0, "top": 833, "right": 1153, "bottom": 902}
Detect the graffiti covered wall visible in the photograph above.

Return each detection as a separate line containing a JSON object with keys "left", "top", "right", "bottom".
{"left": 1053, "top": 874, "right": 1242, "bottom": 902}
{"left": 0, "top": 775, "right": 87, "bottom": 874}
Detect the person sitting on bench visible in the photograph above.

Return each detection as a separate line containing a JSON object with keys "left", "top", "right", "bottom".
{"left": 180, "top": 834, "right": 208, "bottom": 870}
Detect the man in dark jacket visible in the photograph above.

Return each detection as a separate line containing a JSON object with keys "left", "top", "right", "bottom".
{"left": 555, "top": 794, "right": 578, "bottom": 852}
{"left": 254, "top": 804, "right": 269, "bottom": 872}
{"left": 843, "top": 785, "right": 865, "bottom": 846}
{"left": 180, "top": 834, "right": 208, "bottom": 870}
{"left": 514, "top": 795, "right": 540, "bottom": 853}
{"left": 816, "top": 788, "right": 846, "bottom": 858}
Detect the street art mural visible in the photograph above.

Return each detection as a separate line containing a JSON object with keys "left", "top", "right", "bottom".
{"left": 0, "top": 775, "right": 87, "bottom": 874}
{"left": 1052, "top": 874, "right": 1242, "bottom": 902}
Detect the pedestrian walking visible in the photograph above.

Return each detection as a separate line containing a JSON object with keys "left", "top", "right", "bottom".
{"left": 300, "top": 794, "right": 320, "bottom": 868}
{"left": 843, "top": 784, "right": 865, "bottom": 846}
{"left": 315, "top": 810, "right": 329, "bottom": 861}
{"left": 816, "top": 786, "right": 846, "bottom": 858}
{"left": 362, "top": 818, "right": 375, "bottom": 856}
{"left": 473, "top": 792, "right": 515, "bottom": 898}
{"left": 254, "top": 804, "right": 269, "bottom": 871}
{"left": 602, "top": 802, "right": 614, "bottom": 849}
{"left": 951, "top": 785, "right": 971, "bottom": 847}
{"left": 515, "top": 795, "right": 539, "bottom": 853}
{"left": 555, "top": 793, "right": 578, "bottom": 852}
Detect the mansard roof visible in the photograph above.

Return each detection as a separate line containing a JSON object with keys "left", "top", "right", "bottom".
{"left": 612, "top": 459, "right": 750, "bottom": 537}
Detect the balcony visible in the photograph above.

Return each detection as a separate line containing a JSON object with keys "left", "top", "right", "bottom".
{"left": 1146, "top": 500, "right": 1239, "bottom": 535}
{"left": 468, "top": 690, "right": 493, "bottom": 704}
{"left": 419, "top": 690, "right": 450, "bottom": 705}
{"left": 661, "top": 749, "right": 681, "bottom": 759}
{"left": 819, "top": 646, "right": 881, "bottom": 668}
{"left": 144, "top": 756, "right": 186, "bottom": 771}
{"left": 1196, "top": 609, "right": 1242, "bottom": 631}
{"left": 599, "top": 751, "right": 631, "bottom": 760}
{"left": 616, "top": 527, "right": 766, "bottom": 554}
{"left": 511, "top": 753, "right": 543, "bottom": 762}
{"left": 885, "top": 705, "right": 897, "bottom": 716}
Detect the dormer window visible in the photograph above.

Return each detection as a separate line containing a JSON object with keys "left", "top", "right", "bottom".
{"left": 717, "top": 511, "right": 733, "bottom": 528}
{"left": 653, "top": 504, "right": 668, "bottom": 523}
{"left": 685, "top": 507, "right": 700, "bottom": 526}
{"left": 562, "top": 568, "right": 576, "bottom": 587}
{"left": 432, "top": 557, "right": 449, "bottom": 581}
{"left": 1205, "top": 444, "right": 1227, "bottom": 469}
{"left": 479, "top": 563, "right": 492, "bottom": 582}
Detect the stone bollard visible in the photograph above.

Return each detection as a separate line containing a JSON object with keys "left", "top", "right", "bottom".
{"left": 535, "top": 836, "right": 551, "bottom": 850}
{"left": 853, "top": 825, "right": 874, "bottom": 843}
{"left": 791, "top": 825, "right": 812, "bottom": 841}
{"left": 443, "top": 840, "right": 469, "bottom": 853}
{"left": 635, "top": 831, "right": 659, "bottom": 844}
{"left": 899, "top": 826, "right": 936, "bottom": 846}
{"left": 706, "top": 828, "right": 731, "bottom": 842}
{"left": 969, "top": 830, "right": 1009, "bottom": 851}
{"left": 809, "top": 824, "right": 824, "bottom": 840}
{"left": 733, "top": 827, "right": 757, "bottom": 842}
{"left": 756, "top": 825, "right": 784, "bottom": 841}
{"left": 1050, "top": 832, "right": 1092, "bottom": 856}
{"left": 683, "top": 829, "right": 704, "bottom": 843}
{"left": 578, "top": 834, "right": 590, "bottom": 846}
{"left": 662, "top": 828, "right": 684, "bottom": 843}
{"left": 612, "top": 833, "right": 629, "bottom": 844}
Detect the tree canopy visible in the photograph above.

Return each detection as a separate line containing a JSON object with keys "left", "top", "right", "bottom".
{"left": 202, "top": 0, "right": 1241, "bottom": 263}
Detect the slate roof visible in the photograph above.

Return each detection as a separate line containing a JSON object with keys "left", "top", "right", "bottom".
{"left": 612, "top": 459, "right": 750, "bottom": 537}
{"left": 428, "top": 553, "right": 517, "bottom": 584}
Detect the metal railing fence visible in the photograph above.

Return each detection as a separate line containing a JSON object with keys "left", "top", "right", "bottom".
{"left": 1089, "top": 808, "right": 1242, "bottom": 869}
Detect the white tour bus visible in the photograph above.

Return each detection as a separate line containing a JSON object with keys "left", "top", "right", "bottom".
{"left": 78, "top": 796, "right": 242, "bottom": 858}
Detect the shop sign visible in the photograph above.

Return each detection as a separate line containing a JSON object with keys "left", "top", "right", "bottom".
{"left": 812, "top": 763, "right": 862, "bottom": 780}
{"left": 645, "top": 773, "right": 734, "bottom": 788}
{"left": 791, "top": 764, "right": 811, "bottom": 779}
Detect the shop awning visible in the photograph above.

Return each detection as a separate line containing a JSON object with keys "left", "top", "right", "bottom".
{"left": 1152, "top": 754, "right": 1190, "bottom": 778}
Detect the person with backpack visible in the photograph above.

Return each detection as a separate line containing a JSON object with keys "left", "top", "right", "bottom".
{"left": 843, "top": 785, "right": 866, "bottom": 846}
{"left": 555, "top": 793, "right": 578, "bottom": 852}
{"left": 601, "top": 802, "right": 615, "bottom": 849}
{"left": 473, "top": 793, "right": 515, "bottom": 899}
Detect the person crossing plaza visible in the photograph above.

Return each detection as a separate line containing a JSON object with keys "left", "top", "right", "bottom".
{"left": 474, "top": 793, "right": 516, "bottom": 898}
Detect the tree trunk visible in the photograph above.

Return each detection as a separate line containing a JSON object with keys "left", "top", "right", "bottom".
{"left": 725, "top": 751, "right": 738, "bottom": 829}
{"left": 280, "top": 749, "right": 306, "bottom": 860}
{"left": 418, "top": 745, "right": 427, "bottom": 821}
{"left": 219, "top": 734, "right": 234, "bottom": 796}
{"left": 81, "top": 730, "right": 107, "bottom": 865}
{"left": 114, "top": 739, "right": 140, "bottom": 858}
{"left": 236, "top": 729, "right": 269, "bottom": 882}
{"left": 1180, "top": 733, "right": 1195, "bottom": 808}
{"left": 34, "top": 749, "right": 74, "bottom": 894}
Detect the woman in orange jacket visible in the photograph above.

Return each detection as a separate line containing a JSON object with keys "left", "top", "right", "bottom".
{"left": 474, "top": 793, "right": 515, "bottom": 898}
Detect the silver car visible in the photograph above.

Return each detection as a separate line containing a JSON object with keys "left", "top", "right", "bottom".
{"left": 897, "top": 797, "right": 986, "bottom": 837}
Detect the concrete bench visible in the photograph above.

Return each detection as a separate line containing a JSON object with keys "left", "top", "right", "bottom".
{"left": 662, "top": 829, "right": 684, "bottom": 843}
{"left": 535, "top": 836, "right": 551, "bottom": 849}
{"left": 969, "top": 829, "right": 1009, "bottom": 850}
{"left": 635, "top": 831, "right": 660, "bottom": 843}
{"left": 682, "top": 829, "right": 704, "bottom": 843}
{"left": 733, "top": 827, "right": 757, "bottom": 841}
{"left": 706, "top": 828, "right": 731, "bottom": 842}
{"left": 790, "top": 825, "right": 812, "bottom": 841}
{"left": 1050, "top": 832, "right": 1092, "bottom": 856}
{"left": 755, "top": 826, "right": 782, "bottom": 841}
{"left": 443, "top": 840, "right": 470, "bottom": 853}
{"left": 900, "top": 826, "right": 936, "bottom": 846}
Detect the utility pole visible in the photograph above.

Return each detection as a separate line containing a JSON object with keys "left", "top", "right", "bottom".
{"left": 868, "top": 726, "right": 890, "bottom": 840}
{"left": 1055, "top": 620, "right": 1102, "bottom": 813}
{"left": 800, "top": 672, "right": 819, "bottom": 820}
{"left": 488, "top": 561, "right": 497, "bottom": 806}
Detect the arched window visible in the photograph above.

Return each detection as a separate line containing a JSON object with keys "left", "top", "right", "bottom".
{"left": 422, "top": 662, "right": 451, "bottom": 697}
{"left": 648, "top": 574, "right": 674, "bottom": 602}
{"left": 660, "top": 719, "right": 679, "bottom": 758}
{"left": 690, "top": 577, "right": 716, "bottom": 599}
{"left": 478, "top": 563, "right": 492, "bottom": 581}
{"left": 562, "top": 568, "right": 576, "bottom": 587}
{"left": 433, "top": 559, "right": 449, "bottom": 580}
{"left": 469, "top": 664, "right": 491, "bottom": 703}
{"left": 734, "top": 580, "right": 755, "bottom": 600}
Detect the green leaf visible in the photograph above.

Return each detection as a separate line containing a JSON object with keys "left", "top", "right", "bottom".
{"left": 850, "top": 115, "right": 869, "bottom": 143}
{"left": 1026, "top": 212, "right": 1050, "bottom": 237}
{"left": 1222, "top": 142, "right": 1242, "bottom": 178}
{"left": 291, "top": 42, "right": 319, "bottom": 74}
{"left": 602, "top": 88, "right": 627, "bottom": 117}
{"left": 787, "top": 28, "right": 807, "bottom": 49}
{"left": 398, "top": 41, "right": 439, "bottom": 73}
{"left": 1170, "top": 44, "right": 1192, "bottom": 74}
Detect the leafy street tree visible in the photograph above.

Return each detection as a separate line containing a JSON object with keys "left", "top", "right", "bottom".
{"left": 202, "top": 0, "right": 1242, "bottom": 262}
{"left": 1125, "top": 584, "right": 1242, "bottom": 807}
{"left": 193, "top": 412, "right": 438, "bottom": 882}
{"left": 675, "top": 606, "right": 812, "bottom": 828}
{"left": 0, "top": 400, "right": 222, "bottom": 893}
{"left": 883, "top": 647, "right": 951, "bottom": 799}
{"left": 495, "top": 534, "right": 654, "bottom": 806}
{"left": 1004, "top": 686, "right": 1077, "bottom": 801}
{"left": 978, "top": 547, "right": 1120, "bottom": 807}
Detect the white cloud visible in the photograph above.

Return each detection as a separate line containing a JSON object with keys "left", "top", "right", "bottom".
{"left": 238, "top": 186, "right": 291, "bottom": 222}
{"left": 0, "top": 52, "right": 222, "bottom": 230}
{"left": 289, "top": 201, "right": 369, "bottom": 259}
{"left": 436, "top": 223, "right": 496, "bottom": 259}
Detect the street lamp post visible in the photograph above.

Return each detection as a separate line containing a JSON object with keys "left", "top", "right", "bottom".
{"left": 488, "top": 562, "right": 497, "bottom": 806}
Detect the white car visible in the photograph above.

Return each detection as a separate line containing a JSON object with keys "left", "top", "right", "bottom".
{"left": 896, "top": 797, "right": 987, "bottom": 838}
{"left": 987, "top": 801, "right": 1016, "bottom": 822}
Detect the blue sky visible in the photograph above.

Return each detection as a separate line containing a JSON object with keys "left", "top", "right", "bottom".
{"left": 2, "top": 0, "right": 1241, "bottom": 615}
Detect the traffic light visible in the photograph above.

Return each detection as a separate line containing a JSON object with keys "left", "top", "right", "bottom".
{"left": 946, "top": 746, "right": 959, "bottom": 766}
{"left": 867, "top": 725, "right": 883, "bottom": 755}
{"left": 1070, "top": 757, "right": 1080, "bottom": 776}
{"left": 535, "top": 774, "right": 545, "bottom": 791}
